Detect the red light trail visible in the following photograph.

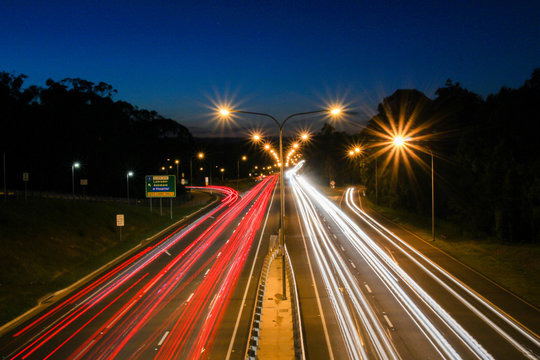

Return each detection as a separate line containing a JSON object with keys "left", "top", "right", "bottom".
{"left": 3, "top": 178, "right": 277, "bottom": 360}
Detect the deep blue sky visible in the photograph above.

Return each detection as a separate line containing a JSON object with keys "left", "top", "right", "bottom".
{"left": 1, "top": 1, "right": 539, "bottom": 137}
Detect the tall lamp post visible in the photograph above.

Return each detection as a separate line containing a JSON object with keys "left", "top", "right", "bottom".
{"left": 126, "top": 171, "right": 134, "bottom": 204}
{"left": 237, "top": 155, "right": 247, "bottom": 190}
{"left": 190, "top": 152, "right": 204, "bottom": 189}
{"left": 393, "top": 136, "right": 435, "bottom": 241}
{"left": 174, "top": 159, "right": 180, "bottom": 179}
{"left": 219, "top": 107, "right": 347, "bottom": 299}
{"left": 72, "top": 162, "right": 80, "bottom": 197}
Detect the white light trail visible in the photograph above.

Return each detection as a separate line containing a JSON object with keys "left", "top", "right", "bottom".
{"left": 344, "top": 187, "right": 540, "bottom": 359}
{"left": 289, "top": 163, "right": 400, "bottom": 360}
{"left": 287, "top": 161, "right": 495, "bottom": 359}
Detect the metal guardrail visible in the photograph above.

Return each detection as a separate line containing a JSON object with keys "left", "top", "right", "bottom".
{"left": 284, "top": 243, "right": 306, "bottom": 360}
{"left": 245, "top": 241, "right": 305, "bottom": 360}
{"left": 246, "top": 243, "right": 279, "bottom": 359}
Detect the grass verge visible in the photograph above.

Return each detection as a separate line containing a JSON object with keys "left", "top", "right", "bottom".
{"left": 0, "top": 192, "right": 215, "bottom": 326}
{"left": 366, "top": 199, "right": 540, "bottom": 308}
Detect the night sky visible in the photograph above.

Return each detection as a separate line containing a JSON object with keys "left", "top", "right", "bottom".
{"left": 2, "top": 1, "right": 539, "bottom": 137}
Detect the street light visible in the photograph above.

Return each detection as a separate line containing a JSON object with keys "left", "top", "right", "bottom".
{"left": 190, "top": 152, "right": 205, "bottom": 188}
{"left": 392, "top": 136, "right": 435, "bottom": 241}
{"left": 393, "top": 136, "right": 405, "bottom": 147}
{"left": 71, "top": 162, "right": 80, "bottom": 197}
{"left": 237, "top": 155, "right": 247, "bottom": 190}
{"left": 220, "top": 167, "right": 225, "bottom": 181}
{"left": 330, "top": 108, "right": 341, "bottom": 116}
{"left": 126, "top": 171, "right": 134, "bottom": 204}
{"left": 219, "top": 106, "right": 348, "bottom": 299}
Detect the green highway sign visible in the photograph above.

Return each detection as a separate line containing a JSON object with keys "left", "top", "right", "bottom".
{"left": 145, "top": 175, "right": 176, "bottom": 198}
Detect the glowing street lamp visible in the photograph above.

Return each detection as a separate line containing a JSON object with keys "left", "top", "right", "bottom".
{"left": 237, "top": 155, "right": 247, "bottom": 190}
{"left": 218, "top": 105, "right": 350, "bottom": 299}
{"left": 393, "top": 136, "right": 406, "bottom": 147}
{"left": 391, "top": 135, "right": 435, "bottom": 241}
{"left": 126, "top": 171, "right": 134, "bottom": 204}
{"left": 175, "top": 159, "right": 180, "bottom": 180}
{"left": 330, "top": 107, "right": 342, "bottom": 116}
{"left": 72, "top": 162, "right": 80, "bottom": 197}
{"left": 190, "top": 152, "right": 205, "bottom": 188}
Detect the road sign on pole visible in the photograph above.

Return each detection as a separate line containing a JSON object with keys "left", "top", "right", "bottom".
{"left": 145, "top": 175, "right": 176, "bottom": 198}
{"left": 116, "top": 214, "right": 124, "bottom": 242}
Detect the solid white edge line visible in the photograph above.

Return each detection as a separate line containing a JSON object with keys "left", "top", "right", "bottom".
{"left": 225, "top": 181, "right": 277, "bottom": 360}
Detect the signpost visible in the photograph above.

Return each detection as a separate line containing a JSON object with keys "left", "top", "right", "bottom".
{"left": 145, "top": 175, "right": 176, "bottom": 219}
{"left": 145, "top": 175, "right": 176, "bottom": 197}
{"left": 116, "top": 214, "right": 124, "bottom": 241}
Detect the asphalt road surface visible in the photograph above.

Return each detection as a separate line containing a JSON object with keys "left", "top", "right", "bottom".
{"left": 286, "top": 161, "right": 540, "bottom": 359}
{"left": 3, "top": 162, "right": 540, "bottom": 360}
{"left": 0, "top": 176, "right": 279, "bottom": 360}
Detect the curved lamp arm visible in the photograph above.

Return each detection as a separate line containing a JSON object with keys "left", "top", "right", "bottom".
{"left": 232, "top": 110, "right": 281, "bottom": 129}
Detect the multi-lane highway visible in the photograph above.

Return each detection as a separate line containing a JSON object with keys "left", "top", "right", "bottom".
{"left": 286, "top": 161, "right": 540, "bottom": 359}
{"left": 2, "top": 159, "right": 540, "bottom": 360}
{"left": 0, "top": 176, "right": 279, "bottom": 360}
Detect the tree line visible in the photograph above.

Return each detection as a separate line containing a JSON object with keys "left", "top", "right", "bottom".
{"left": 0, "top": 72, "right": 273, "bottom": 198}
{"left": 0, "top": 72, "right": 200, "bottom": 197}
{"left": 303, "top": 68, "right": 540, "bottom": 243}
{"left": 3, "top": 69, "right": 539, "bottom": 242}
